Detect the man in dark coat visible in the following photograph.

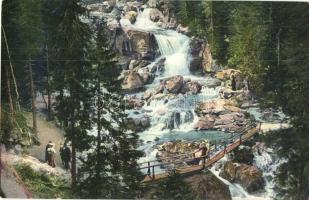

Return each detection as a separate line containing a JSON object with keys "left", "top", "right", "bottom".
{"left": 61, "top": 143, "right": 71, "bottom": 170}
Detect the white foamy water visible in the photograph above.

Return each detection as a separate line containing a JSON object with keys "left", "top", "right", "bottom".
{"left": 121, "top": 6, "right": 283, "bottom": 200}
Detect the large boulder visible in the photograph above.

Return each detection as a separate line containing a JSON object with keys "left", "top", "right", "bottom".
{"left": 125, "top": 29, "right": 158, "bottom": 60}
{"left": 122, "top": 70, "right": 144, "bottom": 91}
{"left": 220, "top": 161, "right": 265, "bottom": 193}
{"left": 181, "top": 81, "right": 202, "bottom": 94}
{"left": 195, "top": 99, "right": 227, "bottom": 116}
{"left": 165, "top": 75, "right": 184, "bottom": 94}
{"left": 194, "top": 118, "right": 215, "bottom": 130}
{"left": 185, "top": 172, "right": 232, "bottom": 200}
{"left": 235, "top": 164, "right": 265, "bottom": 193}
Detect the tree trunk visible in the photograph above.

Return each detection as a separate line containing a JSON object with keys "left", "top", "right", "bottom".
{"left": 71, "top": 121, "right": 77, "bottom": 188}
{"left": 46, "top": 46, "right": 52, "bottom": 120}
{"left": 95, "top": 79, "right": 102, "bottom": 193}
{"left": 5, "top": 65, "right": 14, "bottom": 114}
{"left": 29, "top": 57, "right": 37, "bottom": 133}
{"left": 2, "top": 26, "right": 20, "bottom": 111}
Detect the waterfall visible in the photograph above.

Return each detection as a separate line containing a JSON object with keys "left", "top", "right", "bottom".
{"left": 154, "top": 32, "right": 191, "bottom": 76}
{"left": 126, "top": 8, "right": 191, "bottom": 76}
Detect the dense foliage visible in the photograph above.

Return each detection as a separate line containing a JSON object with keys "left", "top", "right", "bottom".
{"left": 1, "top": 0, "right": 142, "bottom": 198}
{"left": 171, "top": 1, "right": 309, "bottom": 199}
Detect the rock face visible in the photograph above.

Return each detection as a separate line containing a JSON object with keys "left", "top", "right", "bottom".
{"left": 165, "top": 75, "right": 184, "bottom": 94}
{"left": 127, "top": 29, "right": 158, "bottom": 59}
{"left": 122, "top": 70, "right": 144, "bottom": 91}
{"left": 189, "top": 38, "right": 213, "bottom": 74}
{"left": 185, "top": 172, "right": 232, "bottom": 200}
{"left": 120, "top": 29, "right": 158, "bottom": 60}
{"left": 195, "top": 99, "right": 250, "bottom": 132}
{"left": 220, "top": 161, "right": 265, "bottom": 193}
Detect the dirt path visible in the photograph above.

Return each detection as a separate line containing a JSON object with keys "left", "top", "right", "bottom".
{"left": 27, "top": 113, "right": 65, "bottom": 167}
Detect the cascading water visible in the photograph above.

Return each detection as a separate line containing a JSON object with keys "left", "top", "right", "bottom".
{"left": 121, "top": 7, "right": 279, "bottom": 200}
{"left": 154, "top": 32, "right": 191, "bottom": 76}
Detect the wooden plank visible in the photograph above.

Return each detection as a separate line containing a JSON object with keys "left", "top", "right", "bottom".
{"left": 142, "top": 126, "right": 260, "bottom": 182}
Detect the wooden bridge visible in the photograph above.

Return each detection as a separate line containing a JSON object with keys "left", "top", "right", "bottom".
{"left": 139, "top": 122, "right": 262, "bottom": 182}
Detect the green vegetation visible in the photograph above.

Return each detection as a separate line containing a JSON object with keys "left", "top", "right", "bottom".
{"left": 2, "top": 0, "right": 142, "bottom": 197}
{"left": 170, "top": 1, "right": 309, "bottom": 199}
{"left": 14, "top": 164, "right": 73, "bottom": 198}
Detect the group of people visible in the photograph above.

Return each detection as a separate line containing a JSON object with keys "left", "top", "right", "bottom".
{"left": 45, "top": 140, "right": 71, "bottom": 170}
{"left": 186, "top": 142, "right": 209, "bottom": 166}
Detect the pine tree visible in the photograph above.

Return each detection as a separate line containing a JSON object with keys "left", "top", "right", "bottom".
{"left": 51, "top": 0, "right": 93, "bottom": 187}
{"left": 227, "top": 2, "right": 273, "bottom": 95}
{"left": 78, "top": 20, "right": 143, "bottom": 198}
{"left": 1, "top": 0, "right": 35, "bottom": 146}
{"left": 202, "top": 1, "right": 230, "bottom": 66}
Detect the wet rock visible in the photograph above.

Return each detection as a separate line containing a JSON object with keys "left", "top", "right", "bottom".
{"left": 186, "top": 172, "right": 232, "bottom": 200}
{"left": 128, "top": 59, "right": 151, "bottom": 70}
{"left": 150, "top": 57, "right": 165, "bottom": 73}
{"left": 122, "top": 70, "right": 144, "bottom": 91}
{"left": 125, "top": 95, "right": 144, "bottom": 109}
{"left": 165, "top": 75, "right": 184, "bottom": 94}
{"left": 220, "top": 161, "right": 265, "bottom": 193}
{"left": 138, "top": 67, "right": 155, "bottom": 84}
{"left": 126, "top": 115, "right": 151, "bottom": 132}
{"left": 194, "top": 118, "right": 215, "bottom": 130}
{"left": 214, "top": 123, "right": 242, "bottom": 133}
{"left": 181, "top": 81, "right": 202, "bottom": 94}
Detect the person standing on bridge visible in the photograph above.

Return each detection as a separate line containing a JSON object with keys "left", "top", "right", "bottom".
{"left": 187, "top": 143, "right": 208, "bottom": 166}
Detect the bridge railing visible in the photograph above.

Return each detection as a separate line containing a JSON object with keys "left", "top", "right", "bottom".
{"left": 138, "top": 121, "right": 260, "bottom": 181}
